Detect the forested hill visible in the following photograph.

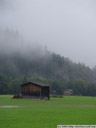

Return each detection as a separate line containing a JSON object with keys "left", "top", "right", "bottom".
{"left": 0, "top": 28, "right": 96, "bottom": 82}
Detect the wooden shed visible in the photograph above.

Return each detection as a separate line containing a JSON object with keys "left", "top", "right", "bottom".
{"left": 21, "top": 82, "right": 50, "bottom": 100}
{"left": 64, "top": 89, "right": 73, "bottom": 96}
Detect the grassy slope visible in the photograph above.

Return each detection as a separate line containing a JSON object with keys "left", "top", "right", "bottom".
{"left": 0, "top": 95, "right": 96, "bottom": 128}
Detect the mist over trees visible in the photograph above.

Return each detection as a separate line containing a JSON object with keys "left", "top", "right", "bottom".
{"left": 0, "top": 28, "right": 96, "bottom": 96}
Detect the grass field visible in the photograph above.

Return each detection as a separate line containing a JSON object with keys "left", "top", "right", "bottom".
{"left": 0, "top": 95, "right": 96, "bottom": 128}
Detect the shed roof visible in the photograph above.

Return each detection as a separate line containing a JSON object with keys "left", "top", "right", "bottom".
{"left": 21, "top": 82, "right": 50, "bottom": 87}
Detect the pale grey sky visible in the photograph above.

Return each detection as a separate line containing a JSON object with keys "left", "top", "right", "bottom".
{"left": 0, "top": 0, "right": 96, "bottom": 68}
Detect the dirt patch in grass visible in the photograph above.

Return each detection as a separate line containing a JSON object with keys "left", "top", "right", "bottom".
{"left": 0, "top": 106, "right": 21, "bottom": 108}
{"left": 79, "top": 105, "right": 96, "bottom": 108}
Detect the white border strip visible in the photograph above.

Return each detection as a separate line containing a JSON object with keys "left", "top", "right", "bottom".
{"left": 57, "top": 125, "right": 96, "bottom": 128}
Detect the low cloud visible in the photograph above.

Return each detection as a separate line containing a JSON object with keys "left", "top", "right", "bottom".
{"left": 0, "top": 0, "right": 96, "bottom": 67}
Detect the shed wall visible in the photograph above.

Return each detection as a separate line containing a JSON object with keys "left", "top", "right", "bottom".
{"left": 21, "top": 83, "right": 50, "bottom": 100}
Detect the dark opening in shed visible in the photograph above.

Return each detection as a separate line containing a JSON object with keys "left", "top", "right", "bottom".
{"left": 21, "top": 82, "right": 50, "bottom": 100}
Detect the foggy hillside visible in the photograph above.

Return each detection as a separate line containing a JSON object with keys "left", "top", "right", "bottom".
{"left": 0, "top": 28, "right": 96, "bottom": 82}
{"left": 1, "top": 0, "right": 96, "bottom": 67}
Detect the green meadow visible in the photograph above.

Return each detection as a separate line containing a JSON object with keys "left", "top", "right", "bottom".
{"left": 0, "top": 95, "right": 96, "bottom": 128}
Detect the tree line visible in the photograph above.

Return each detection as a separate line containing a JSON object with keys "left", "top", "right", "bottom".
{"left": 0, "top": 74, "right": 96, "bottom": 96}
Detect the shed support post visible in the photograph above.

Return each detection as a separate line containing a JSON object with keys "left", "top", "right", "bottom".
{"left": 40, "top": 88, "right": 41, "bottom": 100}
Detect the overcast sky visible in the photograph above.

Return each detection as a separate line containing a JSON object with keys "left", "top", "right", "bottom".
{"left": 0, "top": 0, "right": 96, "bottom": 68}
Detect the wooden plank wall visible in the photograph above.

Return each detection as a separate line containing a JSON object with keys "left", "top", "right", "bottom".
{"left": 22, "top": 84, "right": 40, "bottom": 96}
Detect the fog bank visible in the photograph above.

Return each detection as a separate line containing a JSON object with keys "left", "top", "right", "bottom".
{"left": 0, "top": 0, "right": 96, "bottom": 67}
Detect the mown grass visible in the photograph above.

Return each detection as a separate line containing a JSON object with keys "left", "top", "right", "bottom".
{"left": 0, "top": 95, "right": 96, "bottom": 128}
